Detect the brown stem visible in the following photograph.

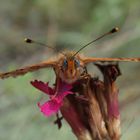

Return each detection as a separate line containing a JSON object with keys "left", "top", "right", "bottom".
{"left": 61, "top": 98, "right": 92, "bottom": 140}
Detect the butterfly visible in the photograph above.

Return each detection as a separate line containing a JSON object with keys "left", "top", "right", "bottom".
{"left": 0, "top": 27, "right": 139, "bottom": 82}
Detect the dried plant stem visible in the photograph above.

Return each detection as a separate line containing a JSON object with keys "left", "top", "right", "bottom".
{"left": 60, "top": 63, "right": 121, "bottom": 140}
{"left": 61, "top": 98, "right": 92, "bottom": 140}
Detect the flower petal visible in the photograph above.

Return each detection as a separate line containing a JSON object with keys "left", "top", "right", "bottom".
{"left": 54, "top": 80, "right": 73, "bottom": 102}
{"left": 58, "top": 80, "right": 73, "bottom": 93}
{"left": 38, "top": 99, "right": 62, "bottom": 117}
{"left": 31, "top": 80, "right": 54, "bottom": 95}
{"left": 32, "top": 79, "right": 74, "bottom": 117}
{"left": 55, "top": 91, "right": 73, "bottom": 102}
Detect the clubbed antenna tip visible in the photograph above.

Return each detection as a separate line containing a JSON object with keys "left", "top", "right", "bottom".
{"left": 24, "top": 38, "right": 33, "bottom": 43}
{"left": 110, "top": 27, "right": 119, "bottom": 34}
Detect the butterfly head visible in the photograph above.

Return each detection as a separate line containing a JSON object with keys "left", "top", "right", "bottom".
{"left": 59, "top": 52, "right": 84, "bottom": 83}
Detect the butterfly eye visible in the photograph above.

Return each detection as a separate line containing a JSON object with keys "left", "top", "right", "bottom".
{"left": 63, "top": 59, "right": 68, "bottom": 69}
{"left": 74, "top": 59, "right": 80, "bottom": 67}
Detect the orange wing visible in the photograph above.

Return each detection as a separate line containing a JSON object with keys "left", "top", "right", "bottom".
{"left": 83, "top": 57, "right": 140, "bottom": 64}
{"left": 0, "top": 61, "right": 56, "bottom": 79}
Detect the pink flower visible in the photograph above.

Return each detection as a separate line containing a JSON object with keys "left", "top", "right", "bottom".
{"left": 31, "top": 80, "right": 73, "bottom": 117}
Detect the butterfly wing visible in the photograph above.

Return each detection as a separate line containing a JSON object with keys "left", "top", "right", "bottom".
{"left": 83, "top": 57, "right": 140, "bottom": 64}
{"left": 0, "top": 60, "right": 56, "bottom": 79}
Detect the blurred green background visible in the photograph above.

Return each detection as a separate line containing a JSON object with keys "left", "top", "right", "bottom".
{"left": 0, "top": 0, "right": 140, "bottom": 140}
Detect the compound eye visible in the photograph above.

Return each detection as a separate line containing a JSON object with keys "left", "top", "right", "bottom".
{"left": 63, "top": 59, "right": 68, "bottom": 69}
{"left": 74, "top": 59, "right": 80, "bottom": 67}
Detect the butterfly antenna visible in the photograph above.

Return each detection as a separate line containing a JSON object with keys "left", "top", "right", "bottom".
{"left": 73, "top": 27, "right": 119, "bottom": 57}
{"left": 24, "top": 38, "right": 56, "bottom": 50}
{"left": 24, "top": 38, "right": 65, "bottom": 55}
